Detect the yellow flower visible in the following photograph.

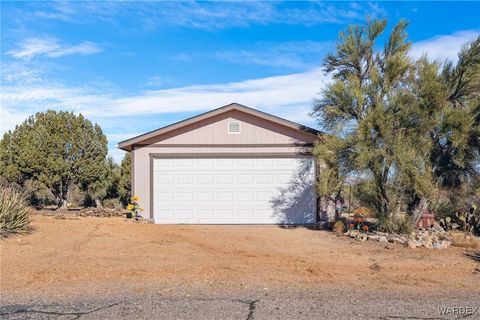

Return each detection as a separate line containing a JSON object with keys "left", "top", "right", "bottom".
{"left": 131, "top": 195, "right": 140, "bottom": 202}
{"left": 140, "top": 208, "right": 144, "bottom": 212}
{"left": 127, "top": 204, "right": 134, "bottom": 211}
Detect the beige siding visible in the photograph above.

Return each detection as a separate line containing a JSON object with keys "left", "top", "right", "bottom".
{"left": 138, "top": 110, "right": 317, "bottom": 145}
{"left": 131, "top": 110, "right": 318, "bottom": 218}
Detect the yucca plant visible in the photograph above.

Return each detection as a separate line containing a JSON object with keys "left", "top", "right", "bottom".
{"left": 0, "top": 185, "right": 31, "bottom": 238}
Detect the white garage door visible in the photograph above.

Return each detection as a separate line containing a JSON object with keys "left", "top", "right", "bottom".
{"left": 153, "top": 157, "right": 316, "bottom": 224}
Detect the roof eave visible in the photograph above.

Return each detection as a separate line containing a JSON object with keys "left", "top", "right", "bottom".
{"left": 117, "top": 103, "right": 322, "bottom": 150}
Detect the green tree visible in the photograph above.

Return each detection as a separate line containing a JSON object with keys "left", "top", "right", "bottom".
{"left": 118, "top": 152, "right": 131, "bottom": 206}
{"left": 312, "top": 19, "right": 433, "bottom": 222}
{"left": 0, "top": 111, "right": 108, "bottom": 208}
{"left": 82, "top": 156, "right": 120, "bottom": 208}
{"left": 414, "top": 38, "right": 480, "bottom": 208}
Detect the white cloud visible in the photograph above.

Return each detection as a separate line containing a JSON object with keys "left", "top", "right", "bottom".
{"left": 214, "top": 41, "right": 333, "bottom": 69}
{"left": 7, "top": 37, "right": 101, "bottom": 60}
{"left": 29, "top": 1, "right": 385, "bottom": 30}
{"left": 0, "top": 67, "right": 328, "bottom": 135}
{"left": 410, "top": 30, "right": 480, "bottom": 62}
{"left": 95, "top": 67, "right": 329, "bottom": 119}
{"left": 0, "top": 67, "right": 328, "bottom": 161}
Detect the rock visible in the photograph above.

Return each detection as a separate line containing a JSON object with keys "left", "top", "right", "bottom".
{"left": 432, "top": 241, "right": 443, "bottom": 249}
{"left": 368, "top": 235, "right": 380, "bottom": 241}
{"left": 344, "top": 230, "right": 351, "bottom": 236}
{"left": 432, "top": 240, "right": 451, "bottom": 249}
{"left": 433, "top": 222, "right": 445, "bottom": 233}
{"left": 407, "top": 240, "right": 418, "bottom": 249}
{"left": 349, "top": 230, "right": 359, "bottom": 238}
{"left": 379, "top": 236, "right": 388, "bottom": 243}
{"left": 359, "top": 234, "right": 368, "bottom": 242}
{"left": 422, "top": 237, "right": 433, "bottom": 249}
{"left": 390, "top": 237, "right": 405, "bottom": 245}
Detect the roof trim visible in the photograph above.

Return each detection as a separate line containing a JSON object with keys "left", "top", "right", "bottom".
{"left": 117, "top": 103, "right": 322, "bottom": 151}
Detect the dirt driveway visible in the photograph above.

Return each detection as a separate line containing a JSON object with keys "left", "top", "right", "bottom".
{"left": 1, "top": 214, "right": 479, "bottom": 298}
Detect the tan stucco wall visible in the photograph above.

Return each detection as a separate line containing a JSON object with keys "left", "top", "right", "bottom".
{"left": 131, "top": 111, "right": 318, "bottom": 218}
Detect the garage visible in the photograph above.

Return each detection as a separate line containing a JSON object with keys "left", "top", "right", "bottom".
{"left": 153, "top": 156, "right": 316, "bottom": 224}
{"left": 118, "top": 103, "right": 322, "bottom": 224}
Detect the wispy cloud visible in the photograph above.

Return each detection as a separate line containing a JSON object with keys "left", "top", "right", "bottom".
{"left": 1, "top": 67, "right": 328, "bottom": 122}
{"left": 28, "top": 1, "right": 385, "bottom": 30}
{"left": 410, "top": 30, "right": 480, "bottom": 62}
{"left": 7, "top": 37, "right": 102, "bottom": 60}
{"left": 0, "top": 67, "right": 328, "bottom": 161}
{"left": 214, "top": 41, "right": 333, "bottom": 69}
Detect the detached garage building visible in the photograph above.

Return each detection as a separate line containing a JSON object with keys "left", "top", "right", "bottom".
{"left": 118, "top": 103, "right": 321, "bottom": 224}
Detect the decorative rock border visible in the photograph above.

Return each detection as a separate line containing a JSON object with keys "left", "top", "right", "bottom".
{"left": 343, "top": 226, "right": 453, "bottom": 249}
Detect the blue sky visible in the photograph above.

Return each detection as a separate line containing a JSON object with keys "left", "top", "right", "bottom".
{"left": 1, "top": 1, "right": 479, "bottom": 161}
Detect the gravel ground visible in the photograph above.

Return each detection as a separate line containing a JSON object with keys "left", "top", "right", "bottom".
{"left": 1, "top": 288, "right": 479, "bottom": 320}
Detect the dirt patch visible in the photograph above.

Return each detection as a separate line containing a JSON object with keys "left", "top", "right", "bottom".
{"left": 1, "top": 215, "right": 479, "bottom": 297}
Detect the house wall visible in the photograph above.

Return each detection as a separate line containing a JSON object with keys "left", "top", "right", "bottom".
{"left": 131, "top": 110, "right": 318, "bottom": 218}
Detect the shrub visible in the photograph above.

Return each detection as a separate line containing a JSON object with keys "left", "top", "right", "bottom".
{"left": 333, "top": 220, "right": 345, "bottom": 233}
{"left": 377, "top": 216, "right": 414, "bottom": 234}
{"left": 0, "top": 185, "right": 31, "bottom": 238}
{"left": 103, "top": 198, "right": 124, "bottom": 210}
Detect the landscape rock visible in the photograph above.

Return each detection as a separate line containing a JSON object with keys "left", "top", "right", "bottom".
{"left": 340, "top": 221, "right": 457, "bottom": 249}
{"left": 407, "top": 240, "right": 418, "bottom": 249}
{"left": 432, "top": 240, "right": 451, "bottom": 249}
{"left": 433, "top": 223, "right": 445, "bottom": 233}
{"left": 390, "top": 237, "right": 406, "bottom": 245}
{"left": 379, "top": 236, "right": 388, "bottom": 243}
{"left": 422, "top": 237, "right": 433, "bottom": 249}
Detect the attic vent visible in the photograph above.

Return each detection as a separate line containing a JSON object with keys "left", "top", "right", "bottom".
{"left": 228, "top": 120, "right": 241, "bottom": 134}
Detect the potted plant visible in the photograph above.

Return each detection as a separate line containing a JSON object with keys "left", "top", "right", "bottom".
{"left": 126, "top": 196, "right": 143, "bottom": 219}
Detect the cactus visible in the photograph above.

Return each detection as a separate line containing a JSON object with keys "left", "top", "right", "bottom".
{"left": 439, "top": 205, "right": 480, "bottom": 236}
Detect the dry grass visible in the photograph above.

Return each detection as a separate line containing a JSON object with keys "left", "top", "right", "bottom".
{"left": 448, "top": 231, "right": 480, "bottom": 249}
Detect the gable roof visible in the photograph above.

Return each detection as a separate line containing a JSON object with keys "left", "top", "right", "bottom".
{"left": 117, "top": 103, "right": 322, "bottom": 151}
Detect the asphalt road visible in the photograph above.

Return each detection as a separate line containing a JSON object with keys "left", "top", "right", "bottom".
{"left": 1, "top": 288, "right": 479, "bottom": 320}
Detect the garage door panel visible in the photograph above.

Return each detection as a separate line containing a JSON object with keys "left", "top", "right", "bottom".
{"left": 176, "top": 174, "right": 194, "bottom": 184}
{"left": 156, "top": 174, "right": 174, "bottom": 184}
{"left": 236, "top": 192, "right": 254, "bottom": 201}
{"left": 217, "top": 192, "right": 233, "bottom": 202}
{"left": 198, "top": 174, "right": 214, "bottom": 184}
{"left": 197, "top": 192, "right": 214, "bottom": 202}
{"left": 216, "top": 209, "right": 234, "bottom": 220}
{"left": 153, "top": 157, "right": 315, "bottom": 224}
{"left": 216, "top": 158, "right": 233, "bottom": 166}
{"left": 237, "top": 174, "right": 254, "bottom": 184}
{"left": 197, "top": 158, "right": 214, "bottom": 168}
{"left": 177, "top": 158, "right": 194, "bottom": 167}
{"left": 237, "top": 158, "right": 254, "bottom": 167}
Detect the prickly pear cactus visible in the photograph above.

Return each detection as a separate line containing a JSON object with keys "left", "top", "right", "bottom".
{"left": 440, "top": 204, "right": 479, "bottom": 236}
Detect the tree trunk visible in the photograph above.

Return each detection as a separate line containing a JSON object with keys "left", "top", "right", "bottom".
{"left": 60, "top": 199, "right": 68, "bottom": 209}
{"left": 58, "top": 182, "right": 69, "bottom": 209}
{"left": 94, "top": 198, "right": 103, "bottom": 209}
